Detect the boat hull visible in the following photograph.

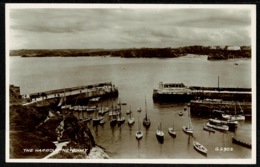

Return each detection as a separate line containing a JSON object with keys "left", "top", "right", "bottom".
{"left": 193, "top": 141, "right": 207, "bottom": 154}
{"left": 182, "top": 126, "right": 193, "bottom": 134}
{"left": 168, "top": 128, "right": 176, "bottom": 137}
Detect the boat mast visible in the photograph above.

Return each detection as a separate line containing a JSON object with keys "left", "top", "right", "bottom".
{"left": 145, "top": 95, "right": 147, "bottom": 120}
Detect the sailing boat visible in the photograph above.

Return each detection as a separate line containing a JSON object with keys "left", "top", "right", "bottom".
{"left": 135, "top": 117, "right": 143, "bottom": 139}
{"left": 110, "top": 103, "right": 117, "bottom": 126}
{"left": 156, "top": 122, "right": 164, "bottom": 141}
{"left": 128, "top": 106, "right": 135, "bottom": 125}
{"left": 168, "top": 120, "right": 176, "bottom": 137}
{"left": 222, "top": 102, "right": 245, "bottom": 121}
{"left": 117, "top": 102, "right": 125, "bottom": 124}
{"left": 182, "top": 109, "right": 193, "bottom": 134}
{"left": 143, "top": 96, "right": 151, "bottom": 128}
{"left": 92, "top": 106, "right": 103, "bottom": 123}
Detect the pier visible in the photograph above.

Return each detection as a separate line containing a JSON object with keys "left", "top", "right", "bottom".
{"left": 21, "top": 82, "right": 118, "bottom": 106}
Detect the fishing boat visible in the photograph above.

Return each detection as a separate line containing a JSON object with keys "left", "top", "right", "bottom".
{"left": 203, "top": 125, "right": 215, "bottom": 133}
{"left": 232, "top": 136, "right": 251, "bottom": 149}
{"left": 179, "top": 110, "right": 183, "bottom": 116}
{"left": 110, "top": 103, "right": 117, "bottom": 126}
{"left": 193, "top": 141, "right": 208, "bottom": 154}
{"left": 156, "top": 122, "right": 164, "bottom": 142}
{"left": 168, "top": 120, "right": 176, "bottom": 137}
{"left": 206, "top": 122, "right": 229, "bottom": 131}
{"left": 128, "top": 110, "right": 135, "bottom": 125}
{"left": 135, "top": 117, "right": 143, "bottom": 140}
{"left": 183, "top": 110, "right": 193, "bottom": 134}
{"left": 143, "top": 96, "right": 151, "bottom": 128}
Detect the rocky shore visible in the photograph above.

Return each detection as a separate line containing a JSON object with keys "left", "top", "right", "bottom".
{"left": 9, "top": 103, "right": 109, "bottom": 159}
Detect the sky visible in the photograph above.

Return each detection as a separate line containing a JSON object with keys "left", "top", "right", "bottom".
{"left": 8, "top": 5, "right": 254, "bottom": 50}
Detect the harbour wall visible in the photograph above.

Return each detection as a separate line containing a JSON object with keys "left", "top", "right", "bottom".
{"left": 22, "top": 82, "right": 118, "bottom": 106}
{"left": 190, "top": 100, "right": 251, "bottom": 116}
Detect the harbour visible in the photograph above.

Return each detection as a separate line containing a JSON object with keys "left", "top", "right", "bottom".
{"left": 9, "top": 56, "right": 252, "bottom": 159}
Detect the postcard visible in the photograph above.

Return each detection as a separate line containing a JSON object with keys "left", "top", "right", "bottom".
{"left": 6, "top": 3, "right": 256, "bottom": 164}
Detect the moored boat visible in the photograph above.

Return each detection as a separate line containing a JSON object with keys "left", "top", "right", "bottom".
{"left": 99, "top": 119, "right": 106, "bottom": 125}
{"left": 203, "top": 126, "right": 215, "bottom": 133}
{"left": 222, "top": 114, "right": 245, "bottom": 121}
{"left": 143, "top": 96, "right": 151, "bottom": 128}
{"left": 183, "top": 110, "right": 193, "bottom": 134}
{"left": 179, "top": 111, "right": 183, "bottom": 116}
{"left": 168, "top": 120, "right": 176, "bottom": 137}
{"left": 128, "top": 111, "right": 135, "bottom": 125}
{"left": 156, "top": 122, "right": 164, "bottom": 142}
{"left": 206, "top": 122, "right": 229, "bottom": 131}
{"left": 193, "top": 141, "right": 208, "bottom": 154}
{"left": 209, "top": 118, "right": 238, "bottom": 127}
{"left": 135, "top": 117, "right": 143, "bottom": 140}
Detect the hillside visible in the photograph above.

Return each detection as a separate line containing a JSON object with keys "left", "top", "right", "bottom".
{"left": 10, "top": 45, "right": 251, "bottom": 60}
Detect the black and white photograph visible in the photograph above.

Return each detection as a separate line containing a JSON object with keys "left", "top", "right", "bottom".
{"left": 6, "top": 4, "right": 256, "bottom": 164}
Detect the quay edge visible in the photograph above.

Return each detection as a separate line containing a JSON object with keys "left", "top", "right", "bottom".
{"left": 11, "top": 82, "right": 119, "bottom": 106}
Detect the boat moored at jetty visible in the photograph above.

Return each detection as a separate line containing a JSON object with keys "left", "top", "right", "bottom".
{"left": 153, "top": 82, "right": 193, "bottom": 102}
{"left": 206, "top": 122, "right": 229, "bottom": 131}
{"left": 209, "top": 118, "right": 238, "bottom": 127}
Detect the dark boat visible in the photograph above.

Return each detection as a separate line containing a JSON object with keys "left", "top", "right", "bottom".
{"left": 203, "top": 126, "right": 215, "bottom": 133}
{"left": 179, "top": 111, "right": 183, "bottom": 116}
{"left": 232, "top": 137, "right": 251, "bottom": 149}
{"left": 156, "top": 123, "right": 164, "bottom": 143}
{"left": 143, "top": 96, "right": 151, "bottom": 128}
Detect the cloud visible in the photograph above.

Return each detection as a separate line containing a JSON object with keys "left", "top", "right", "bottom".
{"left": 8, "top": 7, "right": 253, "bottom": 49}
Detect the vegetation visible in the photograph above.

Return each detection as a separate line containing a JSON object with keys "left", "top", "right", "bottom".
{"left": 10, "top": 45, "right": 251, "bottom": 60}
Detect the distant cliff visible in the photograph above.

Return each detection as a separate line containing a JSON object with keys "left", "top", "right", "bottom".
{"left": 10, "top": 45, "right": 251, "bottom": 60}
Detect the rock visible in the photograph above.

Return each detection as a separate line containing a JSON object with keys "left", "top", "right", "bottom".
{"left": 86, "top": 146, "right": 109, "bottom": 159}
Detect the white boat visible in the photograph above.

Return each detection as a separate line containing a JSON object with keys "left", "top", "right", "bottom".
{"left": 99, "top": 119, "right": 106, "bottom": 125}
{"left": 135, "top": 117, "right": 143, "bottom": 140}
{"left": 156, "top": 122, "right": 164, "bottom": 141}
{"left": 222, "top": 102, "right": 245, "bottom": 121}
{"left": 128, "top": 109, "right": 135, "bottom": 125}
{"left": 193, "top": 141, "right": 207, "bottom": 154}
{"left": 183, "top": 110, "right": 193, "bottom": 134}
{"left": 143, "top": 96, "right": 151, "bottom": 128}
{"left": 222, "top": 114, "right": 245, "bottom": 121}
{"left": 90, "top": 97, "right": 100, "bottom": 102}
{"left": 137, "top": 107, "right": 142, "bottom": 112}
{"left": 209, "top": 118, "right": 238, "bottom": 127}
{"left": 168, "top": 120, "right": 176, "bottom": 137}
{"left": 206, "top": 122, "right": 229, "bottom": 131}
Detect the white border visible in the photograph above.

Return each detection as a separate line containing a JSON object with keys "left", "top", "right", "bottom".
{"left": 5, "top": 3, "right": 256, "bottom": 164}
